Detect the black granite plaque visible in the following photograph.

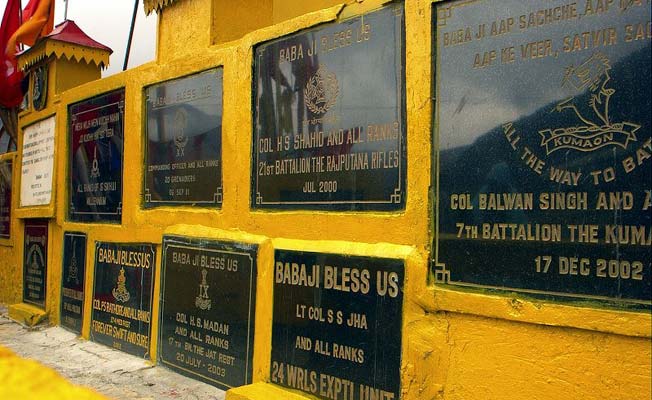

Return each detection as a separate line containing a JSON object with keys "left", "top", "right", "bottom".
{"left": 433, "top": 0, "right": 651, "bottom": 308}
{"left": 271, "top": 250, "right": 403, "bottom": 399}
{"left": 0, "top": 160, "right": 11, "bottom": 238}
{"left": 69, "top": 89, "right": 125, "bottom": 222}
{"left": 23, "top": 219, "right": 48, "bottom": 308}
{"left": 159, "top": 236, "right": 257, "bottom": 389}
{"left": 60, "top": 232, "right": 87, "bottom": 334}
{"left": 144, "top": 69, "right": 223, "bottom": 207}
{"left": 91, "top": 242, "right": 155, "bottom": 357}
{"left": 253, "top": 3, "right": 406, "bottom": 210}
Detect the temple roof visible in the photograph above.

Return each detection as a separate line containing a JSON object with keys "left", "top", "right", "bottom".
{"left": 17, "top": 20, "right": 113, "bottom": 71}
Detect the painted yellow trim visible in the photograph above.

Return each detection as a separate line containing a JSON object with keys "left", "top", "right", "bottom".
{"left": 8, "top": 302, "right": 47, "bottom": 326}
{"left": 226, "top": 382, "right": 312, "bottom": 400}
{"left": 425, "top": 287, "right": 652, "bottom": 338}
{"left": 0, "top": 346, "right": 108, "bottom": 399}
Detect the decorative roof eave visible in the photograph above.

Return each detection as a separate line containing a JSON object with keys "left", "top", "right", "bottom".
{"left": 144, "top": 0, "right": 181, "bottom": 15}
{"left": 18, "top": 40, "right": 111, "bottom": 71}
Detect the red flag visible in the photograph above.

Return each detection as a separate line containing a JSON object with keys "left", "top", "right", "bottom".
{"left": 22, "top": 0, "right": 54, "bottom": 38}
{"left": 0, "top": 0, "right": 24, "bottom": 108}
{"left": 5, "top": 0, "right": 54, "bottom": 58}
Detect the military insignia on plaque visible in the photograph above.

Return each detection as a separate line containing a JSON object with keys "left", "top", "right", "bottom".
{"left": 304, "top": 66, "right": 339, "bottom": 115}
{"left": 67, "top": 247, "right": 80, "bottom": 285}
{"left": 174, "top": 108, "right": 189, "bottom": 157}
{"left": 90, "top": 147, "right": 101, "bottom": 178}
{"left": 194, "top": 268, "right": 212, "bottom": 310}
{"left": 28, "top": 246, "right": 45, "bottom": 278}
{"left": 32, "top": 65, "right": 48, "bottom": 111}
{"left": 112, "top": 267, "right": 131, "bottom": 302}
{"left": 540, "top": 52, "right": 640, "bottom": 155}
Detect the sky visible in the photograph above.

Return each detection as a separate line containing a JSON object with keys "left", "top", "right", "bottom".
{"left": 1, "top": 0, "right": 157, "bottom": 76}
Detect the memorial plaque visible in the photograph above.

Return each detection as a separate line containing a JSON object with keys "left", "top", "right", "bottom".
{"left": 23, "top": 219, "right": 48, "bottom": 308}
{"left": 60, "top": 232, "right": 87, "bottom": 334}
{"left": 433, "top": 0, "right": 651, "bottom": 307}
{"left": 69, "top": 89, "right": 125, "bottom": 222}
{"left": 159, "top": 236, "right": 257, "bottom": 390}
{"left": 0, "top": 160, "right": 11, "bottom": 238}
{"left": 91, "top": 242, "right": 155, "bottom": 357}
{"left": 144, "top": 69, "right": 223, "bottom": 207}
{"left": 271, "top": 250, "right": 403, "bottom": 399}
{"left": 20, "top": 116, "right": 55, "bottom": 207}
{"left": 253, "top": 3, "right": 406, "bottom": 210}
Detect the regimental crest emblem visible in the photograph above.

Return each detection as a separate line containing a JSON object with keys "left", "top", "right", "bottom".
{"left": 32, "top": 65, "right": 48, "bottom": 111}
{"left": 539, "top": 52, "right": 640, "bottom": 155}
{"left": 67, "top": 245, "right": 79, "bottom": 285}
{"left": 28, "top": 245, "right": 44, "bottom": 271}
{"left": 90, "top": 146, "right": 101, "bottom": 178}
{"left": 195, "top": 268, "right": 211, "bottom": 310}
{"left": 304, "top": 66, "right": 339, "bottom": 115}
{"left": 174, "top": 108, "right": 189, "bottom": 157}
{"left": 112, "top": 267, "right": 131, "bottom": 303}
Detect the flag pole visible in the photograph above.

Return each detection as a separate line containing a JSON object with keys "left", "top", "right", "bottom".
{"left": 123, "top": 0, "right": 139, "bottom": 71}
{"left": 64, "top": 0, "right": 69, "bottom": 20}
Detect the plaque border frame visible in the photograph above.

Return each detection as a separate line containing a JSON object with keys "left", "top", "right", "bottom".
{"left": 22, "top": 218, "right": 48, "bottom": 308}
{"left": 142, "top": 68, "right": 225, "bottom": 208}
{"left": 428, "top": 0, "right": 652, "bottom": 309}
{"left": 158, "top": 235, "right": 257, "bottom": 390}
{"left": 251, "top": 3, "right": 407, "bottom": 211}
{"left": 68, "top": 89, "right": 125, "bottom": 223}
{"left": 89, "top": 241, "right": 156, "bottom": 358}
{"left": 19, "top": 114, "right": 56, "bottom": 208}
{"left": 60, "top": 231, "right": 87, "bottom": 334}
{"left": 270, "top": 248, "right": 405, "bottom": 399}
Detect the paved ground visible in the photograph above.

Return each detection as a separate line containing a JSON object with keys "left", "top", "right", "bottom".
{"left": 0, "top": 306, "right": 225, "bottom": 400}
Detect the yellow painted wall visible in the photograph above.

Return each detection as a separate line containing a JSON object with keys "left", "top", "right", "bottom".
{"left": 0, "top": 1, "right": 649, "bottom": 399}
{"left": 0, "top": 346, "right": 107, "bottom": 399}
{"left": 272, "top": 0, "right": 344, "bottom": 23}
{"left": 212, "top": 0, "right": 273, "bottom": 44}
{"left": 54, "top": 58, "right": 101, "bottom": 95}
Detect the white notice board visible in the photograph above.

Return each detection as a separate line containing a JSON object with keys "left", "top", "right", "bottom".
{"left": 21, "top": 116, "right": 55, "bottom": 207}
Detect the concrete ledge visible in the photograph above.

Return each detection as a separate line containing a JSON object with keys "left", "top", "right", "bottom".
{"left": 8, "top": 303, "right": 48, "bottom": 327}
{"left": 226, "top": 383, "right": 309, "bottom": 400}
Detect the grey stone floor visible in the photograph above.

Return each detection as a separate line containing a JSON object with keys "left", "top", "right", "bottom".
{"left": 0, "top": 306, "right": 225, "bottom": 400}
